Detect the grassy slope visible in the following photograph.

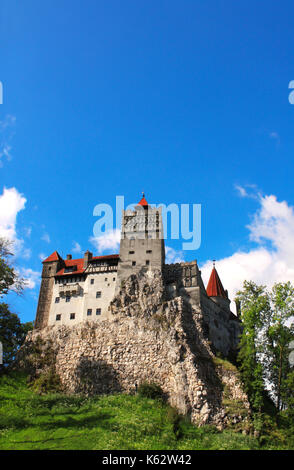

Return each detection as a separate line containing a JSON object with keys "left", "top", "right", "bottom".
{"left": 0, "top": 372, "right": 292, "bottom": 450}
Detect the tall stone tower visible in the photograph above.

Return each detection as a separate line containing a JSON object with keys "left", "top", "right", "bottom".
{"left": 115, "top": 194, "right": 165, "bottom": 293}
{"left": 34, "top": 251, "right": 64, "bottom": 329}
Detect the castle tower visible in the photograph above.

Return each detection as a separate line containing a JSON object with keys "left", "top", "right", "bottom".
{"left": 206, "top": 261, "right": 230, "bottom": 312}
{"left": 115, "top": 194, "right": 165, "bottom": 293}
{"left": 34, "top": 251, "right": 64, "bottom": 329}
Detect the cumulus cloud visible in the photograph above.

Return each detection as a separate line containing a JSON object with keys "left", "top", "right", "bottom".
{"left": 90, "top": 229, "right": 121, "bottom": 253}
{"left": 0, "top": 187, "right": 26, "bottom": 253}
{"left": 200, "top": 192, "right": 294, "bottom": 311}
{"left": 165, "top": 246, "right": 185, "bottom": 264}
{"left": 72, "top": 241, "right": 82, "bottom": 254}
{"left": 19, "top": 268, "right": 41, "bottom": 289}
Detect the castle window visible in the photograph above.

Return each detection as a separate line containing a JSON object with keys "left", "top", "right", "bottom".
{"left": 113, "top": 278, "right": 115, "bottom": 281}
{"left": 64, "top": 266, "right": 77, "bottom": 273}
{"left": 96, "top": 308, "right": 101, "bottom": 315}
{"left": 91, "top": 279, "right": 94, "bottom": 284}
{"left": 146, "top": 260, "right": 150, "bottom": 266}
{"left": 87, "top": 309, "right": 92, "bottom": 316}
{"left": 55, "top": 297, "right": 60, "bottom": 303}
{"left": 96, "top": 291, "right": 101, "bottom": 298}
{"left": 70, "top": 313, "right": 75, "bottom": 320}
{"left": 132, "top": 261, "right": 136, "bottom": 266}
{"left": 56, "top": 314, "right": 61, "bottom": 321}
{"left": 146, "top": 250, "right": 152, "bottom": 254}
{"left": 105, "top": 277, "right": 108, "bottom": 281}
{"left": 66, "top": 296, "right": 70, "bottom": 302}
{"left": 129, "top": 251, "right": 135, "bottom": 254}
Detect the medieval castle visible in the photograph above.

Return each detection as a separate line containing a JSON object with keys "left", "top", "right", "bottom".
{"left": 34, "top": 194, "right": 241, "bottom": 358}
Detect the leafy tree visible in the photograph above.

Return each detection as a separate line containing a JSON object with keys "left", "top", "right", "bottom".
{"left": 236, "top": 281, "right": 271, "bottom": 411}
{"left": 0, "top": 303, "right": 33, "bottom": 367}
{"left": 265, "top": 282, "right": 294, "bottom": 411}
{"left": 0, "top": 237, "right": 25, "bottom": 297}
{"left": 0, "top": 237, "right": 31, "bottom": 369}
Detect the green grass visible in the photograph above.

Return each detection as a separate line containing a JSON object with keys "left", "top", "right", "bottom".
{"left": 0, "top": 372, "right": 292, "bottom": 450}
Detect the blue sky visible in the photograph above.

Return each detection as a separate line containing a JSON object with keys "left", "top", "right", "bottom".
{"left": 1, "top": 0, "right": 294, "bottom": 322}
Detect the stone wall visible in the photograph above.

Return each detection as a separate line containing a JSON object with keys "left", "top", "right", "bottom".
{"left": 21, "top": 270, "right": 249, "bottom": 428}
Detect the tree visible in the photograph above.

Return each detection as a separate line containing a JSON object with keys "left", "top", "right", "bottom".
{"left": 0, "top": 303, "right": 33, "bottom": 367}
{"left": 265, "top": 282, "right": 294, "bottom": 411}
{"left": 0, "top": 237, "right": 25, "bottom": 297}
{"left": 0, "top": 237, "right": 31, "bottom": 369}
{"left": 236, "top": 281, "right": 271, "bottom": 411}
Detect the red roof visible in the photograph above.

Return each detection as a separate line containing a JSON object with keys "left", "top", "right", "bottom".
{"left": 138, "top": 194, "right": 149, "bottom": 207}
{"left": 42, "top": 251, "right": 62, "bottom": 263}
{"left": 55, "top": 254, "right": 119, "bottom": 277}
{"left": 206, "top": 267, "right": 227, "bottom": 298}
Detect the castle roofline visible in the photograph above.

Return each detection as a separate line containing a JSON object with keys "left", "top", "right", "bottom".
{"left": 206, "top": 266, "right": 228, "bottom": 299}
{"left": 55, "top": 254, "right": 119, "bottom": 277}
{"left": 42, "top": 251, "right": 63, "bottom": 263}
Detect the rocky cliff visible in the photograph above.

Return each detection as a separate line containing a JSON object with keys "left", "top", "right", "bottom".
{"left": 19, "top": 270, "right": 250, "bottom": 428}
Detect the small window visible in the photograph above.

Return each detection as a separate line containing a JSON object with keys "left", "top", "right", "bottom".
{"left": 146, "top": 260, "right": 150, "bottom": 266}
{"left": 55, "top": 297, "right": 60, "bottom": 303}
{"left": 66, "top": 296, "right": 70, "bottom": 302}
{"left": 91, "top": 279, "right": 94, "bottom": 284}
{"left": 105, "top": 278, "right": 108, "bottom": 281}
{"left": 96, "top": 308, "right": 101, "bottom": 315}
{"left": 87, "top": 309, "right": 92, "bottom": 316}
{"left": 96, "top": 291, "right": 101, "bottom": 298}
{"left": 129, "top": 251, "right": 135, "bottom": 254}
{"left": 56, "top": 314, "right": 61, "bottom": 321}
{"left": 132, "top": 261, "right": 136, "bottom": 266}
{"left": 70, "top": 313, "right": 75, "bottom": 320}
{"left": 146, "top": 250, "right": 152, "bottom": 254}
{"left": 113, "top": 277, "right": 116, "bottom": 281}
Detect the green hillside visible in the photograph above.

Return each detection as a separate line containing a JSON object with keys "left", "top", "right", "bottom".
{"left": 0, "top": 372, "right": 292, "bottom": 450}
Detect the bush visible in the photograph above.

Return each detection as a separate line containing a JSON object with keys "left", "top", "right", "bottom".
{"left": 137, "top": 381, "right": 165, "bottom": 400}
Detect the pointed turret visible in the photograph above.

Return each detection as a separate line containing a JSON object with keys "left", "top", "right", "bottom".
{"left": 206, "top": 262, "right": 228, "bottom": 298}
{"left": 137, "top": 192, "right": 149, "bottom": 208}
{"left": 206, "top": 261, "right": 230, "bottom": 313}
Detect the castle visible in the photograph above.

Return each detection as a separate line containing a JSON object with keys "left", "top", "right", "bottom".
{"left": 34, "top": 194, "right": 241, "bottom": 357}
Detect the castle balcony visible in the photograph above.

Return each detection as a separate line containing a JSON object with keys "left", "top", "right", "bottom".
{"left": 59, "top": 282, "right": 81, "bottom": 296}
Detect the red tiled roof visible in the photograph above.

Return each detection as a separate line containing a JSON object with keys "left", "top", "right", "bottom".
{"left": 55, "top": 254, "right": 119, "bottom": 277}
{"left": 42, "top": 251, "right": 62, "bottom": 263}
{"left": 206, "top": 267, "right": 227, "bottom": 298}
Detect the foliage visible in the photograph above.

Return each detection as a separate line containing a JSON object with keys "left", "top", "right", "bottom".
{"left": 236, "top": 281, "right": 270, "bottom": 411}
{"left": 236, "top": 280, "right": 294, "bottom": 413}
{"left": 0, "top": 238, "right": 25, "bottom": 297}
{"left": 264, "top": 282, "right": 294, "bottom": 410}
{"left": 0, "top": 303, "right": 33, "bottom": 367}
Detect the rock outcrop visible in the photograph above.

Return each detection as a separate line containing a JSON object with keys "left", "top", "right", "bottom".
{"left": 19, "top": 270, "right": 250, "bottom": 428}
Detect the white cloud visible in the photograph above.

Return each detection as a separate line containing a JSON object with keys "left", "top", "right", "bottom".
{"left": 41, "top": 232, "right": 51, "bottom": 244}
{"left": 90, "top": 229, "right": 121, "bottom": 253}
{"left": 165, "top": 246, "right": 185, "bottom": 264}
{"left": 0, "top": 115, "right": 16, "bottom": 167}
{"left": 39, "top": 253, "right": 47, "bottom": 261}
{"left": 72, "top": 241, "right": 82, "bottom": 254}
{"left": 0, "top": 187, "right": 26, "bottom": 253}
{"left": 200, "top": 192, "right": 294, "bottom": 312}
{"left": 20, "top": 268, "right": 41, "bottom": 289}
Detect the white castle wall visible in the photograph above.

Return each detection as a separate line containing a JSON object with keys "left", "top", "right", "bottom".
{"left": 48, "top": 271, "right": 117, "bottom": 326}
